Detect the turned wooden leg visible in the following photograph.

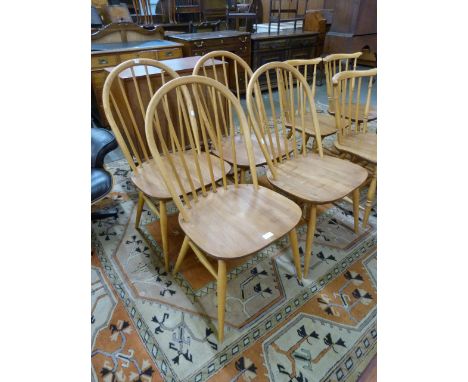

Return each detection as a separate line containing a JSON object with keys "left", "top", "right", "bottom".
{"left": 135, "top": 191, "right": 145, "bottom": 229}
{"left": 173, "top": 236, "right": 190, "bottom": 275}
{"left": 240, "top": 168, "right": 246, "bottom": 184}
{"left": 362, "top": 169, "right": 377, "bottom": 229}
{"left": 217, "top": 260, "right": 227, "bottom": 343}
{"left": 304, "top": 204, "right": 317, "bottom": 278}
{"left": 160, "top": 200, "right": 169, "bottom": 272}
{"left": 352, "top": 188, "right": 360, "bottom": 234}
{"left": 288, "top": 229, "right": 302, "bottom": 281}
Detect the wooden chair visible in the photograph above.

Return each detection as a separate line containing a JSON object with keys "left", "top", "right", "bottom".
{"left": 193, "top": 51, "right": 273, "bottom": 182}
{"left": 332, "top": 68, "right": 377, "bottom": 229}
{"left": 323, "top": 52, "right": 377, "bottom": 121}
{"left": 285, "top": 58, "right": 338, "bottom": 152}
{"left": 226, "top": 0, "right": 258, "bottom": 32}
{"left": 246, "top": 62, "right": 368, "bottom": 277}
{"left": 102, "top": 59, "right": 227, "bottom": 272}
{"left": 144, "top": 75, "right": 303, "bottom": 342}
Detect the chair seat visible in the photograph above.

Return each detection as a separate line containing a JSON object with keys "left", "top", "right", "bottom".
{"left": 334, "top": 132, "right": 377, "bottom": 163}
{"left": 179, "top": 184, "right": 302, "bottom": 259}
{"left": 92, "top": 168, "right": 113, "bottom": 203}
{"left": 213, "top": 134, "right": 292, "bottom": 168}
{"left": 132, "top": 150, "right": 231, "bottom": 200}
{"left": 267, "top": 153, "right": 368, "bottom": 204}
{"left": 286, "top": 111, "right": 338, "bottom": 138}
{"left": 329, "top": 103, "right": 377, "bottom": 122}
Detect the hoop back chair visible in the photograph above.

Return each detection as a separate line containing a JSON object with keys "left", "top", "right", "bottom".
{"left": 144, "top": 75, "right": 303, "bottom": 342}
{"left": 332, "top": 68, "right": 377, "bottom": 228}
{"left": 102, "top": 59, "right": 227, "bottom": 271}
{"left": 285, "top": 58, "right": 338, "bottom": 151}
{"left": 323, "top": 52, "right": 360, "bottom": 113}
{"left": 193, "top": 51, "right": 269, "bottom": 182}
{"left": 247, "top": 62, "right": 368, "bottom": 277}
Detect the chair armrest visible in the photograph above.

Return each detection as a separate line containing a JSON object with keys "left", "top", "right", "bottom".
{"left": 91, "top": 127, "right": 118, "bottom": 168}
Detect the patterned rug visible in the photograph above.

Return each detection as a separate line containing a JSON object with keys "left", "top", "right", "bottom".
{"left": 91, "top": 146, "right": 377, "bottom": 382}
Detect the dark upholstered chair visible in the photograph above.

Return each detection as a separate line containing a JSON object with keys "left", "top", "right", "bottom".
{"left": 91, "top": 127, "right": 118, "bottom": 220}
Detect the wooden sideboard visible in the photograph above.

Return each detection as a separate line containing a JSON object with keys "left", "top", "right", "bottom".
{"left": 167, "top": 30, "right": 251, "bottom": 92}
{"left": 251, "top": 30, "right": 318, "bottom": 63}
{"left": 91, "top": 23, "right": 184, "bottom": 126}
{"left": 166, "top": 31, "right": 251, "bottom": 64}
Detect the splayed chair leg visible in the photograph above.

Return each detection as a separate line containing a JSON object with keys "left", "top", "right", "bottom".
{"left": 173, "top": 236, "right": 190, "bottom": 275}
{"left": 362, "top": 169, "right": 377, "bottom": 229}
{"left": 352, "top": 188, "right": 360, "bottom": 234}
{"left": 217, "top": 260, "right": 227, "bottom": 343}
{"left": 288, "top": 229, "right": 302, "bottom": 281}
{"left": 160, "top": 200, "right": 169, "bottom": 272}
{"left": 304, "top": 204, "right": 317, "bottom": 278}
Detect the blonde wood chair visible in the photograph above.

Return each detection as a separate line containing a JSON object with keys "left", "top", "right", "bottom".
{"left": 323, "top": 52, "right": 376, "bottom": 121}
{"left": 144, "top": 75, "right": 303, "bottom": 342}
{"left": 193, "top": 50, "right": 286, "bottom": 183}
{"left": 332, "top": 68, "right": 377, "bottom": 229}
{"left": 102, "top": 58, "right": 227, "bottom": 272}
{"left": 246, "top": 62, "right": 368, "bottom": 278}
{"left": 285, "top": 58, "right": 338, "bottom": 152}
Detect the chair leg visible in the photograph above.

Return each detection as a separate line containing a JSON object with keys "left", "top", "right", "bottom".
{"left": 288, "top": 229, "right": 302, "bottom": 281}
{"left": 135, "top": 191, "right": 145, "bottom": 229}
{"left": 160, "top": 200, "right": 169, "bottom": 272}
{"left": 362, "top": 170, "right": 377, "bottom": 229}
{"left": 173, "top": 235, "right": 190, "bottom": 275}
{"left": 352, "top": 188, "right": 360, "bottom": 234}
{"left": 304, "top": 204, "right": 317, "bottom": 278}
{"left": 217, "top": 260, "right": 227, "bottom": 343}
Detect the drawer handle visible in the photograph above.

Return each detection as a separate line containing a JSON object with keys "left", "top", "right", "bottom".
{"left": 239, "top": 36, "right": 248, "bottom": 43}
{"left": 163, "top": 51, "right": 173, "bottom": 57}
{"left": 98, "top": 58, "right": 108, "bottom": 65}
{"left": 194, "top": 41, "right": 204, "bottom": 48}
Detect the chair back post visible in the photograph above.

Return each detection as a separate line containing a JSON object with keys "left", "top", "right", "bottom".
{"left": 285, "top": 57, "right": 322, "bottom": 102}
{"left": 323, "top": 52, "right": 362, "bottom": 113}
{"left": 102, "top": 59, "right": 180, "bottom": 172}
{"left": 332, "top": 68, "right": 377, "bottom": 143}
{"left": 247, "top": 61, "right": 323, "bottom": 181}
{"left": 144, "top": 75, "right": 257, "bottom": 222}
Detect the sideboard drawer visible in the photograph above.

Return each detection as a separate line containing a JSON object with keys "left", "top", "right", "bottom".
{"left": 158, "top": 48, "right": 183, "bottom": 60}
{"left": 91, "top": 55, "right": 120, "bottom": 69}
{"left": 119, "top": 50, "right": 158, "bottom": 62}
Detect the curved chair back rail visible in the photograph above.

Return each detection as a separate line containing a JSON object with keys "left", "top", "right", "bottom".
{"left": 102, "top": 58, "right": 180, "bottom": 172}
{"left": 246, "top": 61, "right": 323, "bottom": 179}
{"left": 323, "top": 52, "right": 362, "bottom": 112}
{"left": 144, "top": 75, "right": 258, "bottom": 222}
{"left": 284, "top": 57, "right": 322, "bottom": 101}
{"left": 193, "top": 50, "right": 254, "bottom": 101}
{"left": 332, "top": 68, "right": 377, "bottom": 139}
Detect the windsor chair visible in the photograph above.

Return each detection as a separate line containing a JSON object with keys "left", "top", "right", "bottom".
{"left": 102, "top": 59, "right": 229, "bottom": 272}
{"left": 332, "top": 69, "right": 377, "bottom": 229}
{"left": 144, "top": 75, "right": 303, "bottom": 342}
{"left": 323, "top": 52, "right": 377, "bottom": 121}
{"left": 247, "top": 62, "right": 368, "bottom": 278}
{"left": 193, "top": 51, "right": 285, "bottom": 182}
{"left": 285, "top": 58, "right": 338, "bottom": 152}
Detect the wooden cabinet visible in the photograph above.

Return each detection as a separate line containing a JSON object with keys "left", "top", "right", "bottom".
{"left": 167, "top": 31, "right": 251, "bottom": 64}
{"left": 251, "top": 31, "right": 318, "bottom": 88}
{"left": 322, "top": 0, "right": 376, "bottom": 63}
{"left": 167, "top": 31, "right": 251, "bottom": 92}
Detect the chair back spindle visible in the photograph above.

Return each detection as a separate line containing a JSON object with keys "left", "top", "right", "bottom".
{"left": 145, "top": 75, "right": 257, "bottom": 222}
{"left": 323, "top": 52, "right": 362, "bottom": 114}
{"left": 102, "top": 59, "right": 180, "bottom": 172}
{"left": 246, "top": 61, "right": 323, "bottom": 180}
{"left": 332, "top": 68, "right": 377, "bottom": 143}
